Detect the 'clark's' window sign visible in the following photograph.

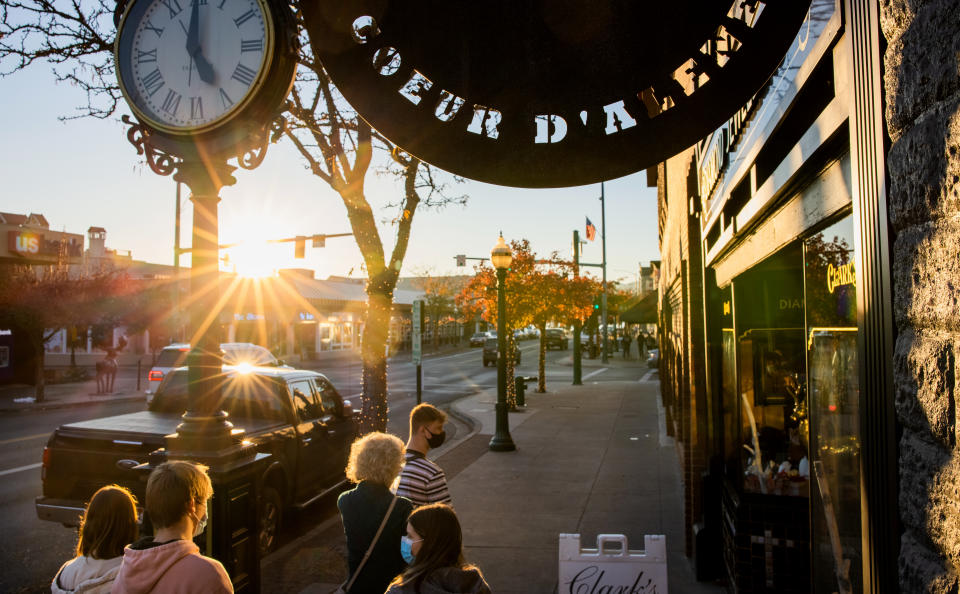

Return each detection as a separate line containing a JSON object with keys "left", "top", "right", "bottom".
{"left": 303, "top": 1, "right": 812, "bottom": 188}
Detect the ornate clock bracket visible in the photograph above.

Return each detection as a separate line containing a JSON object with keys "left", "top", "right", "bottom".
{"left": 122, "top": 114, "right": 178, "bottom": 177}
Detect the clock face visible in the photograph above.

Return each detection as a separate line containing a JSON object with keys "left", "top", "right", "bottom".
{"left": 116, "top": 0, "right": 274, "bottom": 134}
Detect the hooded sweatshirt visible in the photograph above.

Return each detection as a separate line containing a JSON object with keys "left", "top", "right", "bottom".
{"left": 110, "top": 538, "right": 232, "bottom": 594}
{"left": 385, "top": 567, "right": 492, "bottom": 594}
{"left": 51, "top": 555, "right": 122, "bottom": 594}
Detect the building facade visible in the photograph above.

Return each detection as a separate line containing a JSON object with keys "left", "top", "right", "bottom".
{"left": 655, "top": 0, "right": 959, "bottom": 591}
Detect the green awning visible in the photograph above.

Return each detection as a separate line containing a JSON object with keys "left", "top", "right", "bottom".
{"left": 620, "top": 291, "right": 657, "bottom": 324}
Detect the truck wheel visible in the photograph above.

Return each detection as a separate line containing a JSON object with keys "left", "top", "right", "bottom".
{"left": 259, "top": 485, "right": 283, "bottom": 556}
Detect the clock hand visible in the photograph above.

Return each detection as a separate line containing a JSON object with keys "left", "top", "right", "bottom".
{"left": 185, "top": 0, "right": 215, "bottom": 84}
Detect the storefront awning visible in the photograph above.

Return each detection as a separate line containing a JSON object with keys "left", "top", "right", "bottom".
{"left": 620, "top": 291, "right": 658, "bottom": 324}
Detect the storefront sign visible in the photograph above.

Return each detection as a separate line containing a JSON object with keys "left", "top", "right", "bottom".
{"left": 559, "top": 534, "right": 667, "bottom": 594}
{"left": 234, "top": 313, "right": 266, "bottom": 321}
{"left": 6, "top": 231, "right": 83, "bottom": 259}
{"left": 298, "top": 312, "right": 316, "bottom": 321}
{"left": 303, "top": 1, "right": 811, "bottom": 187}
{"left": 826, "top": 262, "right": 855, "bottom": 294}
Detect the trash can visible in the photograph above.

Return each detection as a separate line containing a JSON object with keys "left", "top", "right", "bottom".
{"left": 515, "top": 376, "right": 527, "bottom": 407}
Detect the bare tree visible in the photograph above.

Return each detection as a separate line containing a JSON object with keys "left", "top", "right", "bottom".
{"left": 0, "top": 1, "right": 467, "bottom": 432}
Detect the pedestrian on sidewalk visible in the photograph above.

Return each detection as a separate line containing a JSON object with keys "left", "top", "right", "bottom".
{"left": 112, "top": 461, "right": 233, "bottom": 594}
{"left": 621, "top": 333, "right": 632, "bottom": 360}
{"left": 338, "top": 432, "right": 414, "bottom": 594}
{"left": 396, "top": 404, "right": 452, "bottom": 508}
{"left": 51, "top": 485, "right": 139, "bottom": 594}
{"left": 385, "top": 503, "right": 491, "bottom": 594}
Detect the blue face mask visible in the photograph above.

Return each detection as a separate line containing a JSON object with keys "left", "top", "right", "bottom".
{"left": 400, "top": 536, "right": 418, "bottom": 564}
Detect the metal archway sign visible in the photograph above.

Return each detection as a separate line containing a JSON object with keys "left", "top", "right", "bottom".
{"left": 303, "top": 1, "right": 812, "bottom": 188}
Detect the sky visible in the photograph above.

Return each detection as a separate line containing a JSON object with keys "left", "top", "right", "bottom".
{"left": 0, "top": 65, "right": 661, "bottom": 288}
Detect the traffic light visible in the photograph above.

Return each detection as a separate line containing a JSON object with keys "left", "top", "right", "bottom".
{"left": 456, "top": 254, "right": 466, "bottom": 266}
{"left": 312, "top": 234, "right": 325, "bottom": 248}
{"left": 593, "top": 295, "right": 600, "bottom": 310}
{"left": 294, "top": 236, "right": 306, "bottom": 259}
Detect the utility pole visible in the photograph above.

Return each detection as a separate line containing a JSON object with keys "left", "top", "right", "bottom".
{"left": 572, "top": 230, "right": 583, "bottom": 385}
{"left": 600, "top": 182, "right": 609, "bottom": 363}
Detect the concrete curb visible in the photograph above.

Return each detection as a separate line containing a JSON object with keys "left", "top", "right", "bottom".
{"left": 0, "top": 393, "right": 145, "bottom": 415}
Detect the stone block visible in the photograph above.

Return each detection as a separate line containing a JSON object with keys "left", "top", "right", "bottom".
{"left": 886, "top": 96, "right": 960, "bottom": 229}
{"left": 899, "top": 430, "right": 960, "bottom": 577}
{"left": 882, "top": 0, "right": 960, "bottom": 138}
{"left": 900, "top": 529, "right": 960, "bottom": 594}
{"left": 894, "top": 329, "right": 957, "bottom": 446}
{"left": 892, "top": 218, "right": 960, "bottom": 332}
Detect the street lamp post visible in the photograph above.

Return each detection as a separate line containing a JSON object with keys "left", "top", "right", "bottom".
{"left": 489, "top": 234, "right": 516, "bottom": 452}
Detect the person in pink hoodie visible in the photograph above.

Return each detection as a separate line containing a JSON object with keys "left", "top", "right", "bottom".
{"left": 111, "top": 461, "right": 233, "bottom": 594}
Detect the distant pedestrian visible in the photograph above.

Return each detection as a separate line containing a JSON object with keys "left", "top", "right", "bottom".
{"left": 621, "top": 334, "right": 632, "bottom": 359}
{"left": 51, "top": 485, "right": 138, "bottom": 594}
{"left": 95, "top": 350, "right": 118, "bottom": 395}
{"left": 338, "top": 432, "right": 414, "bottom": 593}
{"left": 397, "top": 404, "right": 452, "bottom": 508}
{"left": 385, "top": 503, "right": 491, "bottom": 594}
{"left": 112, "top": 461, "right": 233, "bottom": 594}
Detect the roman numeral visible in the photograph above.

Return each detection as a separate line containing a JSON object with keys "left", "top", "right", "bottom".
{"left": 160, "top": 89, "right": 181, "bottom": 115}
{"left": 136, "top": 49, "right": 157, "bottom": 64}
{"left": 192, "top": 0, "right": 208, "bottom": 5}
{"left": 217, "top": 0, "right": 227, "bottom": 8}
{"left": 159, "top": 0, "right": 182, "bottom": 18}
{"left": 240, "top": 38, "right": 263, "bottom": 53}
{"left": 233, "top": 9, "right": 255, "bottom": 26}
{"left": 231, "top": 63, "right": 257, "bottom": 86}
{"left": 190, "top": 96, "right": 204, "bottom": 119}
{"left": 219, "top": 88, "right": 234, "bottom": 109}
{"left": 141, "top": 69, "right": 164, "bottom": 96}
{"left": 143, "top": 20, "right": 164, "bottom": 37}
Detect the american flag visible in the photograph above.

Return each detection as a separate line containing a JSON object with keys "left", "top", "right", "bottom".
{"left": 585, "top": 217, "right": 597, "bottom": 241}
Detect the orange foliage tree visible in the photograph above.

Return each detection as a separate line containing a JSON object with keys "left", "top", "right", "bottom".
{"left": 456, "top": 240, "right": 599, "bottom": 400}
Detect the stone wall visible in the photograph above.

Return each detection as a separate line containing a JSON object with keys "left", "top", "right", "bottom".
{"left": 881, "top": 0, "right": 960, "bottom": 590}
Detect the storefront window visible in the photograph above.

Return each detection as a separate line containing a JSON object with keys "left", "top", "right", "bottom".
{"left": 804, "top": 215, "right": 861, "bottom": 593}
{"left": 732, "top": 243, "right": 809, "bottom": 497}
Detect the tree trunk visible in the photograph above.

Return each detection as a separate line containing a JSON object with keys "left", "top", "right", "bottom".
{"left": 537, "top": 323, "right": 547, "bottom": 393}
{"left": 359, "top": 289, "right": 392, "bottom": 434}
{"left": 506, "top": 331, "right": 517, "bottom": 409}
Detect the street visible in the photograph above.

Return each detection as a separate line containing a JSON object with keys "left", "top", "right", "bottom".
{"left": 0, "top": 341, "right": 643, "bottom": 593}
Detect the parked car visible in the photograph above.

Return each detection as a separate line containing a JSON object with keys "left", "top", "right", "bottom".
{"left": 647, "top": 348, "right": 660, "bottom": 368}
{"left": 146, "top": 342, "right": 288, "bottom": 399}
{"left": 482, "top": 337, "right": 521, "bottom": 366}
{"left": 544, "top": 328, "right": 569, "bottom": 350}
{"left": 469, "top": 332, "right": 491, "bottom": 347}
{"left": 36, "top": 365, "right": 357, "bottom": 556}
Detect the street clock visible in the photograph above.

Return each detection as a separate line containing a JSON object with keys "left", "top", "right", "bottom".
{"left": 115, "top": 0, "right": 296, "bottom": 151}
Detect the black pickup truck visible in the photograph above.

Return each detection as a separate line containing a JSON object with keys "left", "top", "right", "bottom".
{"left": 36, "top": 366, "right": 358, "bottom": 554}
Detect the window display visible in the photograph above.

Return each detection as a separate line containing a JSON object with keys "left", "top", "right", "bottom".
{"left": 804, "top": 215, "right": 861, "bottom": 594}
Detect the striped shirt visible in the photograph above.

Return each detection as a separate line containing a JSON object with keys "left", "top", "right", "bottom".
{"left": 396, "top": 450, "right": 451, "bottom": 507}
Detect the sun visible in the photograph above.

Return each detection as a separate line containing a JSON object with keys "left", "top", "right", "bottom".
{"left": 226, "top": 240, "right": 279, "bottom": 278}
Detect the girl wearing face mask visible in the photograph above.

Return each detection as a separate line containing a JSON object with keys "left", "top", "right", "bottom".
{"left": 386, "top": 504, "right": 490, "bottom": 594}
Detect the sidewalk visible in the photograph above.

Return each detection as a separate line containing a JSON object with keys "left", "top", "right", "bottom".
{"left": 282, "top": 373, "right": 723, "bottom": 593}
{"left": 0, "top": 365, "right": 145, "bottom": 413}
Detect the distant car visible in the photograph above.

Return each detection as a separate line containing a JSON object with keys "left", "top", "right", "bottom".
{"left": 470, "top": 332, "right": 491, "bottom": 347}
{"left": 646, "top": 348, "right": 660, "bottom": 368}
{"left": 146, "top": 342, "right": 288, "bottom": 399}
{"left": 483, "top": 337, "right": 521, "bottom": 367}
{"left": 544, "top": 328, "right": 569, "bottom": 350}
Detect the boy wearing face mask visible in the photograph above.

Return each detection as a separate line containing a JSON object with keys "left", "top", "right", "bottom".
{"left": 112, "top": 461, "right": 233, "bottom": 593}
{"left": 396, "top": 404, "right": 453, "bottom": 508}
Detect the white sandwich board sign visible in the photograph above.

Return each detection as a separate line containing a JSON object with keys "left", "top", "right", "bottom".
{"left": 558, "top": 533, "right": 668, "bottom": 594}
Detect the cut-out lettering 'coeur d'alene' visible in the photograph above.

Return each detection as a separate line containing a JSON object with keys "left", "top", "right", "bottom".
{"left": 303, "top": 1, "right": 812, "bottom": 188}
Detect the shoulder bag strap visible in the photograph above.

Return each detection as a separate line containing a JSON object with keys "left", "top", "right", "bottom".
{"left": 343, "top": 496, "right": 398, "bottom": 592}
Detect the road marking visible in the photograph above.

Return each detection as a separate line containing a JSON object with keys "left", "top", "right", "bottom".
{"left": 638, "top": 369, "right": 658, "bottom": 383}
{"left": 582, "top": 368, "right": 608, "bottom": 380}
{"left": 0, "top": 432, "right": 49, "bottom": 446}
{"left": 0, "top": 462, "right": 42, "bottom": 477}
